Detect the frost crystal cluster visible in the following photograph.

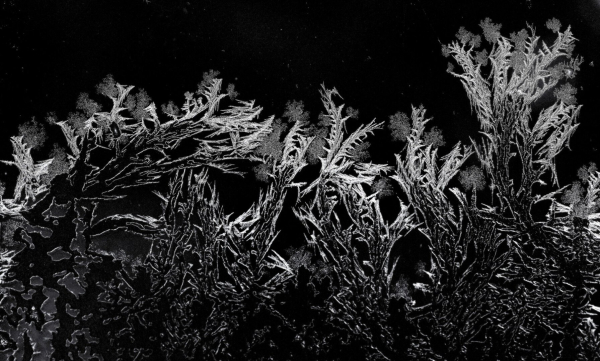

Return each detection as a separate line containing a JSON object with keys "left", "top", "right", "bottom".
{"left": 1, "top": 19, "right": 599, "bottom": 361}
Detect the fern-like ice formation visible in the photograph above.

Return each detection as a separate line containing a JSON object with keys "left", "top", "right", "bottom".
{"left": 1, "top": 18, "right": 600, "bottom": 361}
{"left": 401, "top": 19, "right": 600, "bottom": 361}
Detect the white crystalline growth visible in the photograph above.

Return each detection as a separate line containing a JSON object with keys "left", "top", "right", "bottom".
{"left": 0, "top": 249, "right": 16, "bottom": 284}
{"left": 1, "top": 136, "right": 53, "bottom": 204}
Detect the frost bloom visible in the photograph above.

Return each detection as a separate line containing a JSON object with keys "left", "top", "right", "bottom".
{"left": 388, "top": 111, "right": 411, "bottom": 142}
{"left": 18, "top": 118, "right": 47, "bottom": 150}
{"left": 371, "top": 177, "right": 395, "bottom": 199}
{"left": 459, "top": 165, "right": 486, "bottom": 192}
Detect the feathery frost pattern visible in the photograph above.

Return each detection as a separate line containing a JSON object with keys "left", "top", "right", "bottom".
{"left": 1, "top": 19, "right": 600, "bottom": 361}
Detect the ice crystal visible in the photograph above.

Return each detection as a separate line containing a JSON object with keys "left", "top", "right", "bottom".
{"left": 479, "top": 17, "right": 502, "bottom": 43}
{"left": 546, "top": 17, "right": 562, "bottom": 33}
{"left": 578, "top": 162, "right": 598, "bottom": 184}
{"left": 371, "top": 176, "right": 395, "bottom": 199}
{"left": 554, "top": 82, "right": 578, "bottom": 105}
{"left": 388, "top": 111, "right": 411, "bottom": 142}
{"left": 17, "top": 117, "right": 47, "bottom": 150}
{"left": 345, "top": 106, "right": 359, "bottom": 119}
{"left": 441, "top": 43, "right": 451, "bottom": 58}
{"left": 95, "top": 73, "right": 118, "bottom": 98}
{"left": 458, "top": 165, "right": 486, "bottom": 192}
{"left": 283, "top": 99, "right": 310, "bottom": 123}
{"left": 124, "top": 88, "right": 152, "bottom": 121}
{"left": 76, "top": 92, "right": 102, "bottom": 117}
{"left": 226, "top": 83, "right": 239, "bottom": 100}
{"left": 474, "top": 48, "right": 489, "bottom": 66}
{"left": 422, "top": 126, "right": 445, "bottom": 148}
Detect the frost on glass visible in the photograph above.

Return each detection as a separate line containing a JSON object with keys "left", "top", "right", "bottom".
{"left": 402, "top": 19, "right": 600, "bottom": 361}
{"left": 1, "top": 18, "right": 599, "bottom": 361}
